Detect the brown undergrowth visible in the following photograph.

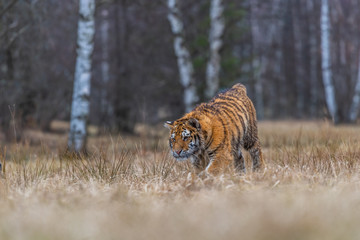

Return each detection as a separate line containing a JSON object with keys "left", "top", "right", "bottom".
{"left": 1, "top": 121, "right": 360, "bottom": 240}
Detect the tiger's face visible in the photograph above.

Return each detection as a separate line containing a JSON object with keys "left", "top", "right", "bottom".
{"left": 164, "top": 118, "right": 202, "bottom": 161}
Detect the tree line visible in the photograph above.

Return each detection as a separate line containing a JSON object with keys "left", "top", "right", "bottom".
{"left": 1, "top": 0, "right": 360, "bottom": 147}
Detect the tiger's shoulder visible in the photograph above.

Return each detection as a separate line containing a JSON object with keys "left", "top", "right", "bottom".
{"left": 231, "top": 83, "right": 247, "bottom": 94}
{"left": 211, "top": 83, "right": 247, "bottom": 101}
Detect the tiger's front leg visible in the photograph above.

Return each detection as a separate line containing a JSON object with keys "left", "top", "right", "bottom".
{"left": 204, "top": 149, "right": 232, "bottom": 176}
{"left": 191, "top": 150, "right": 209, "bottom": 175}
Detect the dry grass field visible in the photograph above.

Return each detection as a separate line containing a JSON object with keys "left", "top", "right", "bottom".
{"left": 1, "top": 121, "right": 360, "bottom": 240}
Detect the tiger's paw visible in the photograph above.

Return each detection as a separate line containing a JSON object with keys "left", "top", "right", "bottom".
{"left": 197, "top": 170, "right": 211, "bottom": 180}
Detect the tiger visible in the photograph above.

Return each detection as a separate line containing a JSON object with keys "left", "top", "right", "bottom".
{"left": 164, "top": 83, "right": 264, "bottom": 175}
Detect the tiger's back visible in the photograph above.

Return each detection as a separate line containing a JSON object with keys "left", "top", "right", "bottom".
{"left": 165, "top": 83, "right": 264, "bottom": 175}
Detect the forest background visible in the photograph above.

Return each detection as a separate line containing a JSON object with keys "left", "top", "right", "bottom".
{"left": 1, "top": 0, "right": 360, "bottom": 142}
{"left": 2, "top": 2, "right": 360, "bottom": 239}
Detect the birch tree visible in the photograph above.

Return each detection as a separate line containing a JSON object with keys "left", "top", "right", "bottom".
{"left": 205, "top": 0, "right": 225, "bottom": 99}
{"left": 68, "top": 0, "right": 95, "bottom": 152}
{"left": 167, "top": 0, "right": 198, "bottom": 112}
{"left": 320, "top": 0, "right": 338, "bottom": 123}
{"left": 348, "top": 52, "right": 360, "bottom": 122}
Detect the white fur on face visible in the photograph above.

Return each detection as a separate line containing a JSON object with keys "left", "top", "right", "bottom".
{"left": 173, "top": 156, "right": 188, "bottom": 162}
{"left": 182, "top": 129, "right": 191, "bottom": 138}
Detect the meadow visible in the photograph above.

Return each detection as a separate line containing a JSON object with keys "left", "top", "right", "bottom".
{"left": 1, "top": 121, "right": 360, "bottom": 240}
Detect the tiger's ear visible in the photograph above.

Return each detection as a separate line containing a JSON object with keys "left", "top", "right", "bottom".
{"left": 188, "top": 118, "right": 201, "bottom": 130}
{"left": 164, "top": 121, "right": 174, "bottom": 129}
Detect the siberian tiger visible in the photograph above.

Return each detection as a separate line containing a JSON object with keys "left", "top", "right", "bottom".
{"left": 164, "top": 83, "right": 264, "bottom": 175}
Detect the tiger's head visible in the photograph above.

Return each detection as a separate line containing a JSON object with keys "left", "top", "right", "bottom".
{"left": 164, "top": 118, "right": 203, "bottom": 161}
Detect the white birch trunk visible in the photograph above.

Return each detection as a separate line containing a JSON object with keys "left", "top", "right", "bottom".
{"left": 321, "top": 0, "right": 338, "bottom": 123}
{"left": 205, "top": 0, "right": 225, "bottom": 99}
{"left": 68, "top": 0, "right": 95, "bottom": 152}
{"left": 349, "top": 52, "right": 360, "bottom": 122}
{"left": 167, "top": 0, "right": 197, "bottom": 113}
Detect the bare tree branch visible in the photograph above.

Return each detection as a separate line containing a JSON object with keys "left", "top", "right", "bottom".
{"left": 0, "top": 0, "right": 19, "bottom": 18}
{"left": 4, "top": 25, "right": 28, "bottom": 50}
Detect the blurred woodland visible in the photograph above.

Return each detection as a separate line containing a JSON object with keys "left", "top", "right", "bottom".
{"left": 1, "top": 0, "right": 360, "bottom": 142}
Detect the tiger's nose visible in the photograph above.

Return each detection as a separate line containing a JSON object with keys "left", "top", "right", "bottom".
{"left": 175, "top": 150, "right": 182, "bottom": 155}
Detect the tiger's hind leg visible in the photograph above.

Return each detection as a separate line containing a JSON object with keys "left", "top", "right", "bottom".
{"left": 247, "top": 140, "right": 265, "bottom": 171}
{"left": 233, "top": 149, "right": 246, "bottom": 174}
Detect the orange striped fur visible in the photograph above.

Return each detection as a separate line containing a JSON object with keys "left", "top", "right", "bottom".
{"left": 164, "top": 83, "right": 265, "bottom": 175}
